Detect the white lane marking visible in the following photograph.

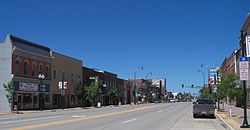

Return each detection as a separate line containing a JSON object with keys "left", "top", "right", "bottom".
{"left": 0, "top": 116, "right": 63, "bottom": 124}
{"left": 158, "top": 110, "right": 163, "bottom": 113}
{"left": 72, "top": 115, "right": 86, "bottom": 118}
{"left": 122, "top": 118, "right": 136, "bottom": 124}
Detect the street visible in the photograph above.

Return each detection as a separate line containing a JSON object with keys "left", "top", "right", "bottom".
{"left": 0, "top": 102, "right": 226, "bottom": 130}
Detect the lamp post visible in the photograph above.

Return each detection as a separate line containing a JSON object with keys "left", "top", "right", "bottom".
{"left": 145, "top": 72, "right": 152, "bottom": 103}
{"left": 38, "top": 73, "right": 45, "bottom": 111}
{"left": 241, "top": 32, "right": 249, "bottom": 128}
{"left": 134, "top": 66, "right": 143, "bottom": 104}
{"left": 146, "top": 72, "right": 152, "bottom": 80}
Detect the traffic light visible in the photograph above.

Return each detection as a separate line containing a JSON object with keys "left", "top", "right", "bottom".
{"left": 191, "top": 84, "right": 194, "bottom": 88}
{"left": 182, "top": 84, "right": 184, "bottom": 88}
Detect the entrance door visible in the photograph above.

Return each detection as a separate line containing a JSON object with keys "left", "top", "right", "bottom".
{"left": 17, "top": 94, "right": 22, "bottom": 109}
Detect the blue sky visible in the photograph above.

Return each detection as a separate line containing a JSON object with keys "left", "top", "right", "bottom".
{"left": 0, "top": 0, "right": 249, "bottom": 94}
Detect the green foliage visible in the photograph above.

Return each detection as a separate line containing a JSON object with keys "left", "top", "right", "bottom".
{"left": 218, "top": 74, "right": 242, "bottom": 102}
{"left": 199, "top": 86, "right": 213, "bottom": 99}
{"left": 75, "top": 82, "right": 87, "bottom": 105}
{"left": 85, "top": 79, "right": 102, "bottom": 104}
{"left": 106, "top": 87, "right": 118, "bottom": 104}
{"left": 3, "top": 82, "right": 13, "bottom": 104}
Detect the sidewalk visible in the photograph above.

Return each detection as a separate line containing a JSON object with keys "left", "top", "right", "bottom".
{"left": 216, "top": 103, "right": 250, "bottom": 130}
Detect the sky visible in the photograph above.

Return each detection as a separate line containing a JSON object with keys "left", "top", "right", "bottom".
{"left": 0, "top": 0, "right": 249, "bottom": 94}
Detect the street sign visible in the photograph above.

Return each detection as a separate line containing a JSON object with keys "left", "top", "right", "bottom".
{"left": 240, "top": 57, "right": 249, "bottom": 81}
{"left": 58, "top": 82, "right": 68, "bottom": 89}
{"left": 240, "top": 57, "right": 249, "bottom": 69}
{"left": 240, "top": 69, "right": 249, "bottom": 81}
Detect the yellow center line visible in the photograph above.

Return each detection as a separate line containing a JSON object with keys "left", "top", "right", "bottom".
{"left": 11, "top": 105, "right": 159, "bottom": 130}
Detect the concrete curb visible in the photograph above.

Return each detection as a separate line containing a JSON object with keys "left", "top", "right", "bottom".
{"left": 0, "top": 112, "right": 13, "bottom": 115}
{"left": 215, "top": 111, "right": 235, "bottom": 130}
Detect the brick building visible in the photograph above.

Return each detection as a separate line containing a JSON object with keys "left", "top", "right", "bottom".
{"left": 0, "top": 35, "right": 52, "bottom": 111}
{"left": 51, "top": 52, "right": 82, "bottom": 108}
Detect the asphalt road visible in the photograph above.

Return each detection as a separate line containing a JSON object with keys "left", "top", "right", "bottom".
{"left": 0, "top": 102, "right": 227, "bottom": 130}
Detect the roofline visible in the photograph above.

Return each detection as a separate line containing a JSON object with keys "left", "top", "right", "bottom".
{"left": 241, "top": 13, "right": 250, "bottom": 31}
{"left": 52, "top": 51, "right": 83, "bottom": 63}
{"left": 8, "top": 34, "right": 51, "bottom": 52}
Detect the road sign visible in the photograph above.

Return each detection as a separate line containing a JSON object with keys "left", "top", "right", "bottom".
{"left": 240, "top": 57, "right": 249, "bottom": 81}
{"left": 58, "top": 82, "right": 68, "bottom": 89}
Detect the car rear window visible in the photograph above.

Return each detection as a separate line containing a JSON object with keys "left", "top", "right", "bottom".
{"left": 197, "top": 100, "right": 213, "bottom": 104}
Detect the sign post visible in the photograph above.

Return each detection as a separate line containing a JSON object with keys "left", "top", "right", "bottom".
{"left": 240, "top": 56, "right": 250, "bottom": 128}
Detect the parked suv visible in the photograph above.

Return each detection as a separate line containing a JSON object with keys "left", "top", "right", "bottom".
{"left": 193, "top": 99, "right": 215, "bottom": 118}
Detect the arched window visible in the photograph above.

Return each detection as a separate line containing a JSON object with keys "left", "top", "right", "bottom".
{"left": 32, "top": 62, "right": 36, "bottom": 76}
{"left": 15, "top": 60, "right": 20, "bottom": 74}
{"left": 24, "top": 61, "right": 28, "bottom": 75}
{"left": 45, "top": 64, "right": 49, "bottom": 78}
{"left": 39, "top": 64, "right": 43, "bottom": 74}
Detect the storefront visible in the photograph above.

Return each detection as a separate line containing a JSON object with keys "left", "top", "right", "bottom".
{"left": 13, "top": 81, "right": 51, "bottom": 110}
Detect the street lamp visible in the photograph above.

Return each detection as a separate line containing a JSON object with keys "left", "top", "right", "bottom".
{"left": 38, "top": 73, "right": 45, "bottom": 111}
{"left": 198, "top": 70, "right": 205, "bottom": 88}
{"left": 146, "top": 72, "right": 152, "bottom": 80}
{"left": 145, "top": 72, "right": 152, "bottom": 103}
{"left": 134, "top": 66, "right": 143, "bottom": 104}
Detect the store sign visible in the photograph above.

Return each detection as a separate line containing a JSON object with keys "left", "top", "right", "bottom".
{"left": 19, "top": 82, "right": 38, "bottom": 92}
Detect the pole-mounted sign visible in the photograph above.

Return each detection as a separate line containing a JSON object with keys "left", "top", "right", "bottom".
{"left": 239, "top": 57, "right": 249, "bottom": 81}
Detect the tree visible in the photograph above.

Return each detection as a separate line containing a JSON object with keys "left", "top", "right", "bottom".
{"left": 106, "top": 87, "right": 118, "bottom": 105}
{"left": 199, "top": 86, "right": 213, "bottom": 99}
{"left": 85, "top": 79, "right": 102, "bottom": 106}
{"left": 3, "top": 82, "right": 13, "bottom": 110}
{"left": 218, "top": 74, "right": 243, "bottom": 116}
{"left": 75, "top": 82, "right": 87, "bottom": 107}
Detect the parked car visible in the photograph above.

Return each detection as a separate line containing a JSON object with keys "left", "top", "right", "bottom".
{"left": 193, "top": 99, "right": 215, "bottom": 118}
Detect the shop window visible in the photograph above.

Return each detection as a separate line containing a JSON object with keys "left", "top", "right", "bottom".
{"left": 71, "top": 95, "right": 75, "bottom": 103}
{"left": 24, "top": 61, "right": 28, "bottom": 75}
{"left": 15, "top": 60, "right": 20, "bottom": 74}
{"left": 45, "top": 94, "right": 50, "bottom": 103}
{"left": 23, "top": 93, "right": 32, "bottom": 106}
{"left": 53, "top": 94, "right": 59, "bottom": 105}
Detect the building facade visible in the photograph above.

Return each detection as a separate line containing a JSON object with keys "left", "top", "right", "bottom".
{"left": 51, "top": 52, "right": 82, "bottom": 108}
{"left": 0, "top": 35, "right": 52, "bottom": 111}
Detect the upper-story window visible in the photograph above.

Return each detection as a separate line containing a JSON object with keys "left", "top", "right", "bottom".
{"left": 15, "top": 60, "right": 20, "bottom": 74}
{"left": 45, "top": 64, "right": 49, "bottom": 78}
{"left": 71, "top": 73, "right": 74, "bottom": 82}
{"left": 23, "top": 61, "right": 28, "bottom": 75}
{"left": 32, "top": 62, "right": 36, "bottom": 76}
{"left": 62, "top": 72, "right": 65, "bottom": 80}
{"left": 53, "top": 69, "right": 57, "bottom": 79}
{"left": 39, "top": 64, "right": 43, "bottom": 74}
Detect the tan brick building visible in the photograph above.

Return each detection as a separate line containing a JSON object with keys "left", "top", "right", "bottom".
{"left": 51, "top": 52, "right": 82, "bottom": 108}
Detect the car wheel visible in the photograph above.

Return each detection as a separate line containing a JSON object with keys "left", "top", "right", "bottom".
{"left": 193, "top": 114, "right": 197, "bottom": 118}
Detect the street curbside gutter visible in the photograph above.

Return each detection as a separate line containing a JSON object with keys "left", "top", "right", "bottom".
{"left": 215, "top": 111, "right": 235, "bottom": 130}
